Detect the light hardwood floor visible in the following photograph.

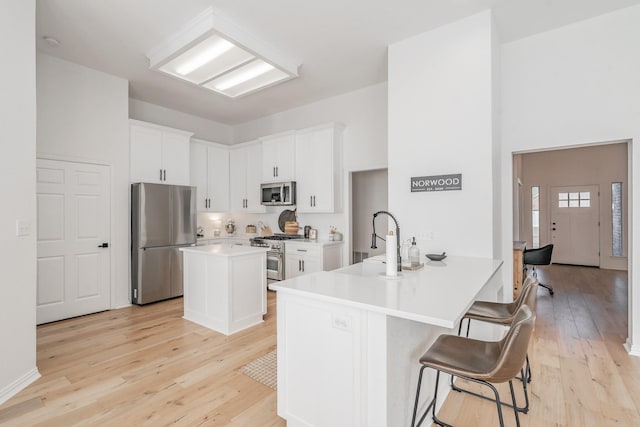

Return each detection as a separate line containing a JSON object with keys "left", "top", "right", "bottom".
{"left": 435, "top": 264, "right": 639, "bottom": 427}
{"left": 0, "top": 265, "right": 637, "bottom": 426}
{"left": 0, "top": 291, "right": 284, "bottom": 426}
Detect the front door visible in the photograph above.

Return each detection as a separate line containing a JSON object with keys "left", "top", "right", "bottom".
{"left": 36, "top": 159, "right": 111, "bottom": 324}
{"left": 550, "top": 185, "right": 599, "bottom": 266}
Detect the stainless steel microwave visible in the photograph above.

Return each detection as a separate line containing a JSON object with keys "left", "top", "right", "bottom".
{"left": 260, "top": 181, "right": 296, "bottom": 206}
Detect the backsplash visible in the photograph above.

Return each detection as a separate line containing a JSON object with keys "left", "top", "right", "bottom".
{"left": 196, "top": 208, "right": 345, "bottom": 241}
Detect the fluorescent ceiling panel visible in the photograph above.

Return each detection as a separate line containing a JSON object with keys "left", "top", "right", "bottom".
{"left": 148, "top": 7, "right": 300, "bottom": 98}
{"left": 204, "top": 60, "right": 290, "bottom": 97}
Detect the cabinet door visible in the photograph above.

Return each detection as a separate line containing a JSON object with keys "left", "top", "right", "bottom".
{"left": 295, "top": 131, "right": 317, "bottom": 212}
{"left": 310, "top": 128, "right": 335, "bottom": 212}
{"left": 190, "top": 142, "right": 209, "bottom": 211}
{"left": 245, "top": 144, "right": 265, "bottom": 212}
{"left": 208, "top": 146, "right": 229, "bottom": 211}
{"left": 229, "top": 148, "right": 248, "bottom": 211}
{"left": 162, "top": 132, "right": 190, "bottom": 185}
{"left": 275, "top": 135, "right": 296, "bottom": 181}
{"left": 130, "top": 125, "right": 163, "bottom": 183}
{"left": 262, "top": 133, "right": 295, "bottom": 182}
{"left": 301, "top": 255, "right": 322, "bottom": 274}
{"left": 285, "top": 253, "right": 303, "bottom": 279}
{"left": 262, "top": 140, "right": 279, "bottom": 182}
{"left": 296, "top": 127, "right": 337, "bottom": 213}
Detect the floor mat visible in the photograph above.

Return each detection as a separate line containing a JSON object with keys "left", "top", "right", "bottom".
{"left": 239, "top": 350, "right": 277, "bottom": 390}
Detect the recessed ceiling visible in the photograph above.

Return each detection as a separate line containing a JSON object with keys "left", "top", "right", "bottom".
{"left": 36, "top": 0, "right": 640, "bottom": 125}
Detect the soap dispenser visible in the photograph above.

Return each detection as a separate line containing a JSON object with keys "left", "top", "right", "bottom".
{"left": 409, "top": 237, "right": 420, "bottom": 267}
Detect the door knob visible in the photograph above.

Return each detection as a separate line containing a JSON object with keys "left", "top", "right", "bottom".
{"left": 98, "top": 242, "right": 109, "bottom": 248}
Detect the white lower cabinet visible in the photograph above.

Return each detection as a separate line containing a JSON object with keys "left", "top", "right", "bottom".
{"left": 182, "top": 248, "right": 267, "bottom": 336}
{"left": 277, "top": 294, "right": 367, "bottom": 427}
{"left": 285, "top": 242, "right": 343, "bottom": 279}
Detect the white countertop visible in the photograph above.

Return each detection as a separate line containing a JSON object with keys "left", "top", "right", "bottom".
{"left": 269, "top": 256, "right": 503, "bottom": 328}
{"left": 196, "top": 235, "right": 254, "bottom": 241}
{"left": 284, "top": 239, "right": 344, "bottom": 247}
{"left": 180, "top": 244, "right": 268, "bottom": 257}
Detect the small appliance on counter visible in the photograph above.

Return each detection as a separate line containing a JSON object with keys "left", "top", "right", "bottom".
{"left": 225, "top": 219, "right": 236, "bottom": 235}
{"left": 308, "top": 229, "right": 318, "bottom": 240}
{"left": 304, "top": 225, "right": 311, "bottom": 239}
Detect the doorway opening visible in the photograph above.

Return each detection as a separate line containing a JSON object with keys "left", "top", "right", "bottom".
{"left": 514, "top": 142, "right": 628, "bottom": 271}
{"left": 350, "top": 168, "right": 388, "bottom": 264}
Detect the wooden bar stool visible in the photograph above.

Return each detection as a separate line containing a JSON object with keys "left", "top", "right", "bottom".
{"left": 411, "top": 304, "right": 536, "bottom": 427}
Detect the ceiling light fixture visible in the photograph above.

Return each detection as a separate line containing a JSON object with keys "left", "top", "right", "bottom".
{"left": 147, "top": 7, "right": 300, "bottom": 98}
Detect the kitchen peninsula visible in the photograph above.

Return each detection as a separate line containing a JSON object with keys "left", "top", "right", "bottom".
{"left": 180, "top": 244, "right": 268, "bottom": 335}
{"left": 269, "top": 256, "right": 503, "bottom": 427}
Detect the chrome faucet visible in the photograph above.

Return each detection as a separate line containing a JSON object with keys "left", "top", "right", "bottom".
{"left": 371, "top": 210, "right": 401, "bottom": 272}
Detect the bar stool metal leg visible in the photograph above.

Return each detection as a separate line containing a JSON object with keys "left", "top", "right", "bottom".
{"left": 412, "top": 366, "right": 435, "bottom": 427}
{"left": 430, "top": 371, "right": 452, "bottom": 427}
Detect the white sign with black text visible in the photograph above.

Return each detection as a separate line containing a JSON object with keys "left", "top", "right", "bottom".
{"left": 411, "top": 174, "right": 462, "bottom": 192}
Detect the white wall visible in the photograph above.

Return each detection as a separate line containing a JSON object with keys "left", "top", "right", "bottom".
{"left": 501, "top": 4, "right": 640, "bottom": 352}
{"left": 231, "top": 82, "right": 388, "bottom": 256}
{"left": 233, "top": 83, "right": 388, "bottom": 172}
{"left": 129, "top": 99, "right": 232, "bottom": 144}
{"left": 0, "top": 0, "right": 39, "bottom": 404}
{"left": 37, "top": 54, "right": 131, "bottom": 309}
{"left": 388, "top": 11, "right": 496, "bottom": 258}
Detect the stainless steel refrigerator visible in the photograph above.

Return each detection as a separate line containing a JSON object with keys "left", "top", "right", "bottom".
{"left": 131, "top": 183, "right": 196, "bottom": 305}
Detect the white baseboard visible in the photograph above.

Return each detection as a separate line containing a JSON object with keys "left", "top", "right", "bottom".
{"left": 112, "top": 302, "right": 132, "bottom": 310}
{"left": 624, "top": 338, "right": 640, "bottom": 357}
{"left": 0, "top": 367, "right": 41, "bottom": 406}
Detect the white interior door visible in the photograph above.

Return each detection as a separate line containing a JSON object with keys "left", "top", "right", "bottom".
{"left": 550, "top": 185, "right": 599, "bottom": 266}
{"left": 36, "top": 159, "right": 111, "bottom": 324}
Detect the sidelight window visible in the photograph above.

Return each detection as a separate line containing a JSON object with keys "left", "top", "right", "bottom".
{"left": 612, "top": 182, "right": 623, "bottom": 257}
{"left": 532, "top": 186, "right": 540, "bottom": 248}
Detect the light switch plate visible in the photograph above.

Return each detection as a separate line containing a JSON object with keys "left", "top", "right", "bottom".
{"left": 16, "top": 220, "right": 31, "bottom": 237}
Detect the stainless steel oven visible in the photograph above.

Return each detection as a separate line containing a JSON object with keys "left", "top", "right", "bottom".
{"left": 266, "top": 247, "right": 284, "bottom": 281}
{"left": 251, "top": 238, "right": 286, "bottom": 282}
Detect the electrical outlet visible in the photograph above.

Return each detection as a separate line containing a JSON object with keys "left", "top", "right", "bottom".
{"left": 15, "top": 220, "right": 31, "bottom": 237}
{"left": 332, "top": 314, "right": 352, "bottom": 332}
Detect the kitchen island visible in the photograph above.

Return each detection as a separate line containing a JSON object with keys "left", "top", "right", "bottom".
{"left": 269, "top": 256, "right": 503, "bottom": 427}
{"left": 180, "top": 244, "right": 268, "bottom": 335}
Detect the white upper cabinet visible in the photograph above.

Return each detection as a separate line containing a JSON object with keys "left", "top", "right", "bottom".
{"left": 190, "top": 139, "right": 229, "bottom": 212}
{"left": 230, "top": 142, "right": 266, "bottom": 213}
{"left": 130, "top": 119, "right": 192, "bottom": 185}
{"left": 295, "top": 123, "right": 344, "bottom": 213}
{"left": 261, "top": 131, "right": 296, "bottom": 182}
